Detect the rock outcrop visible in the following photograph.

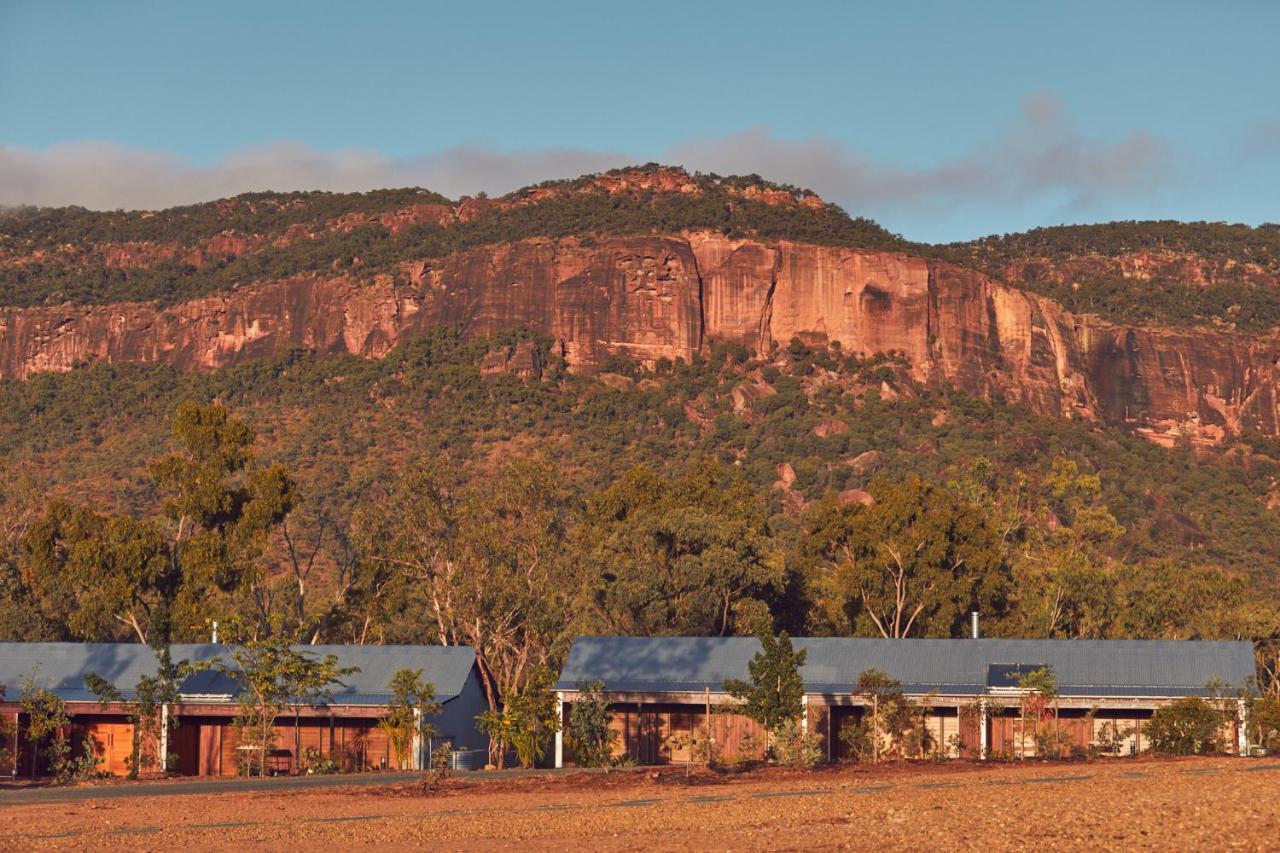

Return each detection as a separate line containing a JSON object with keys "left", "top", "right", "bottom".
{"left": 2, "top": 233, "right": 1278, "bottom": 447}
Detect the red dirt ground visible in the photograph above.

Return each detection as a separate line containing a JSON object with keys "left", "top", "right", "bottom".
{"left": 2, "top": 756, "right": 1278, "bottom": 851}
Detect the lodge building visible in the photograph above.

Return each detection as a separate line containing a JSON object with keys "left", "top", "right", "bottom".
{"left": 0, "top": 643, "right": 489, "bottom": 777}
{"left": 0, "top": 636, "right": 1261, "bottom": 778}
{"left": 552, "top": 637, "right": 1258, "bottom": 766}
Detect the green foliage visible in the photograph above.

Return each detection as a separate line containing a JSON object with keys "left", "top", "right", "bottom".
{"left": 357, "top": 452, "right": 580, "bottom": 767}
{"left": 566, "top": 680, "right": 616, "bottom": 768}
{"left": 85, "top": 645, "right": 190, "bottom": 779}
{"left": 1017, "top": 666, "right": 1058, "bottom": 698}
{"left": 851, "top": 668, "right": 904, "bottom": 763}
{"left": 803, "top": 476, "right": 1010, "bottom": 638}
{"left": 20, "top": 402, "right": 296, "bottom": 644}
{"left": 1, "top": 331, "right": 1279, "bottom": 671}
{"left": 1146, "top": 697, "right": 1223, "bottom": 755}
{"left": 771, "top": 717, "right": 823, "bottom": 769}
{"left": 723, "top": 627, "right": 807, "bottom": 740}
{"left": 301, "top": 746, "right": 339, "bottom": 775}
{"left": 1250, "top": 697, "right": 1280, "bottom": 751}
{"left": 1015, "top": 666, "right": 1065, "bottom": 758}
{"left": 952, "top": 220, "right": 1280, "bottom": 272}
{"left": 378, "top": 668, "right": 442, "bottom": 770}
{"left": 585, "top": 460, "right": 787, "bottom": 637}
{"left": 942, "top": 220, "right": 1280, "bottom": 332}
{"left": 19, "top": 673, "right": 71, "bottom": 779}
{"left": 476, "top": 666, "right": 561, "bottom": 769}
{"left": 211, "top": 633, "right": 357, "bottom": 777}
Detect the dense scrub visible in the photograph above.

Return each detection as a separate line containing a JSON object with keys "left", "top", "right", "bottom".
{"left": 950, "top": 221, "right": 1280, "bottom": 268}
{"left": 3, "top": 330, "right": 1280, "bottom": 617}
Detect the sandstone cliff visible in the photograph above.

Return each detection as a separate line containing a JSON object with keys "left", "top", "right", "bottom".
{"left": 2, "top": 233, "right": 1277, "bottom": 447}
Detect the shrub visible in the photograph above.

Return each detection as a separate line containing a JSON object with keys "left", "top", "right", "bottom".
{"left": 566, "top": 681, "right": 616, "bottom": 768}
{"left": 301, "top": 747, "right": 339, "bottom": 775}
{"left": 1250, "top": 697, "right": 1280, "bottom": 751}
{"left": 771, "top": 718, "right": 822, "bottom": 769}
{"left": 1146, "top": 698, "right": 1222, "bottom": 755}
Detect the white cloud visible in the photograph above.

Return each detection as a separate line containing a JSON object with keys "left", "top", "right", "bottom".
{"left": 670, "top": 94, "right": 1170, "bottom": 212}
{"left": 0, "top": 140, "right": 629, "bottom": 210}
{"left": 0, "top": 94, "right": 1171, "bottom": 220}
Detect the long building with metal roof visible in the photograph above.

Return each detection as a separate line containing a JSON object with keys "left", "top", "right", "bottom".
{"left": 0, "top": 642, "right": 489, "bottom": 778}
{"left": 553, "top": 636, "right": 1257, "bottom": 766}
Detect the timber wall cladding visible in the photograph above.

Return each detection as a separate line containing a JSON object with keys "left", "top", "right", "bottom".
{"left": 194, "top": 721, "right": 396, "bottom": 776}
{"left": 600, "top": 703, "right": 769, "bottom": 766}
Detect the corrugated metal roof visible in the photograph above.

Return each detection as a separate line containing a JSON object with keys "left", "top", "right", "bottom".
{"left": 554, "top": 636, "right": 1257, "bottom": 698}
{"left": 0, "top": 643, "right": 478, "bottom": 706}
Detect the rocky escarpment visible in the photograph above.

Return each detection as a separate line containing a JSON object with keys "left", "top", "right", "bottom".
{"left": 2, "top": 233, "right": 1278, "bottom": 447}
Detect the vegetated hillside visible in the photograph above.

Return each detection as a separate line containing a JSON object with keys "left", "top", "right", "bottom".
{"left": 0, "top": 166, "right": 911, "bottom": 308}
{"left": 943, "top": 221, "right": 1280, "bottom": 333}
{"left": 2, "top": 331, "right": 1278, "bottom": 637}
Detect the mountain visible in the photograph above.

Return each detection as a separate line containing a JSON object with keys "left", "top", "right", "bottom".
{"left": 5, "top": 169, "right": 1280, "bottom": 650}
{"left": 4, "top": 166, "right": 1280, "bottom": 452}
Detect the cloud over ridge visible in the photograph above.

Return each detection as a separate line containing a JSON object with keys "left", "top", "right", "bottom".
{"left": 1, "top": 95, "right": 1170, "bottom": 224}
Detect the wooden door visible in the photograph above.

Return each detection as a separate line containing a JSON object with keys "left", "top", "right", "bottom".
{"left": 170, "top": 723, "right": 200, "bottom": 776}
{"left": 198, "top": 725, "right": 222, "bottom": 776}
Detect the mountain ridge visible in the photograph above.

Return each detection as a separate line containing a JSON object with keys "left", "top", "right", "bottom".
{"left": 4, "top": 166, "right": 1280, "bottom": 450}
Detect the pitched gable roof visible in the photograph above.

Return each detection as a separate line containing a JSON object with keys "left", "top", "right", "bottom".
{"left": 0, "top": 643, "right": 478, "bottom": 706}
{"left": 555, "top": 636, "right": 1257, "bottom": 698}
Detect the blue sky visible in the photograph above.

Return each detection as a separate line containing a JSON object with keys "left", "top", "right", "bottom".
{"left": 2, "top": 0, "right": 1278, "bottom": 241}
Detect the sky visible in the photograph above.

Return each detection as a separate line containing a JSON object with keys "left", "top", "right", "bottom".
{"left": 1, "top": 0, "right": 1278, "bottom": 242}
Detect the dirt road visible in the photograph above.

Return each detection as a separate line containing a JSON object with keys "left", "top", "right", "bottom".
{"left": 2, "top": 757, "right": 1277, "bottom": 851}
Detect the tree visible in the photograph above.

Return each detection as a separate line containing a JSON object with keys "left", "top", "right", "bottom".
{"left": 586, "top": 461, "right": 787, "bottom": 637}
{"left": 476, "top": 666, "right": 562, "bottom": 769}
{"left": 21, "top": 402, "right": 297, "bottom": 644}
{"left": 149, "top": 402, "right": 298, "bottom": 641}
{"left": 854, "top": 668, "right": 902, "bottom": 764}
{"left": 19, "top": 674, "right": 70, "bottom": 780}
{"left": 804, "top": 476, "right": 1009, "bottom": 638}
{"left": 1250, "top": 697, "right": 1280, "bottom": 751}
{"left": 0, "top": 465, "right": 52, "bottom": 641}
{"left": 358, "top": 455, "right": 581, "bottom": 767}
{"left": 723, "top": 627, "right": 807, "bottom": 756}
{"left": 1146, "top": 697, "right": 1222, "bottom": 755}
{"left": 1016, "top": 667, "right": 1063, "bottom": 758}
{"left": 378, "top": 668, "right": 442, "bottom": 771}
{"left": 85, "top": 644, "right": 190, "bottom": 779}
{"left": 771, "top": 717, "right": 822, "bottom": 769}
{"left": 566, "top": 680, "right": 615, "bottom": 768}
{"left": 210, "top": 634, "right": 356, "bottom": 777}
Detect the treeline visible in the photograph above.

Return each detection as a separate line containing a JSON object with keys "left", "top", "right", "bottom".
{"left": 1007, "top": 275, "right": 1280, "bottom": 333}
{"left": 948, "top": 220, "right": 1280, "bottom": 270}
{"left": 5, "top": 330, "right": 1280, "bottom": 580}
{"left": 2, "top": 400, "right": 1278, "bottom": 705}
{"left": 0, "top": 187, "right": 450, "bottom": 248}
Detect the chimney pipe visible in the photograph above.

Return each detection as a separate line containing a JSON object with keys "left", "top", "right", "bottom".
{"left": 211, "top": 620, "right": 219, "bottom": 644}
{"left": 971, "top": 611, "right": 980, "bottom": 639}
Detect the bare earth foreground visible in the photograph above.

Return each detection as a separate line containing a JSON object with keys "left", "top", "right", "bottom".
{"left": 2, "top": 757, "right": 1278, "bottom": 851}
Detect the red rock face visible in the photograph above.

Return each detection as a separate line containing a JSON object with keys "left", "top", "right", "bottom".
{"left": 2, "top": 234, "right": 1278, "bottom": 446}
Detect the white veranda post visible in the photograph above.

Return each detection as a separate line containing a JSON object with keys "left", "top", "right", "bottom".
{"left": 979, "top": 698, "right": 988, "bottom": 761}
{"left": 159, "top": 703, "right": 169, "bottom": 772}
{"left": 554, "top": 691, "right": 564, "bottom": 769}
{"left": 413, "top": 707, "right": 423, "bottom": 770}
{"left": 1237, "top": 699, "right": 1249, "bottom": 756}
